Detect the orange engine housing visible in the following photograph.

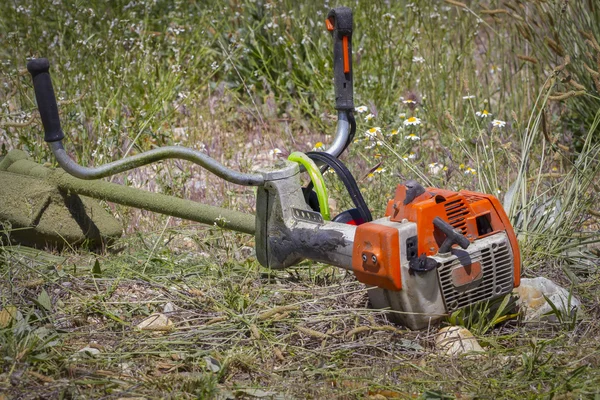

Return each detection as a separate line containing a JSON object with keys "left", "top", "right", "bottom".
{"left": 352, "top": 184, "right": 521, "bottom": 292}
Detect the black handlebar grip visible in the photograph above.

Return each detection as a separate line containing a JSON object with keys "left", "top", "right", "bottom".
{"left": 433, "top": 216, "right": 471, "bottom": 253}
{"left": 26, "top": 58, "right": 64, "bottom": 143}
{"left": 326, "top": 7, "right": 354, "bottom": 111}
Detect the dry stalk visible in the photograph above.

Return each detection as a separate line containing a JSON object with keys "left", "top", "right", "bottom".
{"left": 1, "top": 114, "right": 35, "bottom": 127}
{"left": 546, "top": 37, "right": 566, "bottom": 57}
{"left": 249, "top": 323, "right": 261, "bottom": 339}
{"left": 517, "top": 54, "right": 538, "bottom": 64}
{"left": 257, "top": 305, "right": 300, "bottom": 321}
{"left": 548, "top": 90, "right": 586, "bottom": 100}
{"left": 297, "top": 326, "right": 329, "bottom": 339}
{"left": 206, "top": 316, "right": 228, "bottom": 325}
{"left": 583, "top": 63, "right": 599, "bottom": 77}
{"left": 444, "top": 0, "right": 466, "bottom": 8}
{"left": 480, "top": 9, "right": 508, "bottom": 15}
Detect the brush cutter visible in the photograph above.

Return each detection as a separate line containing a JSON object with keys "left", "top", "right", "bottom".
{"left": 4, "top": 7, "right": 521, "bottom": 329}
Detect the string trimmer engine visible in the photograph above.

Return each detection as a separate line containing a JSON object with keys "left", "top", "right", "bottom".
{"left": 355, "top": 182, "right": 521, "bottom": 329}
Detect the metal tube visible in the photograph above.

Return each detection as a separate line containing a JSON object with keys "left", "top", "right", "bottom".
{"left": 324, "top": 111, "right": 350, "bottom": 158}
{"left": 49, "top": 141, "right": 264, "bottom": 187}
{"left": 6, "top": 158, "right": 256, "bottom": 235}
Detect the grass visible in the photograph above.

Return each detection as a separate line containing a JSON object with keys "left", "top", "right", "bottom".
{"left": 1, "top": 0, "right": 600, "bottom": 398}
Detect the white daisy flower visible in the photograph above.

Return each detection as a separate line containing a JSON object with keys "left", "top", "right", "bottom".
{"left": 364, "top": 113, "right": 375, "bottom": 121}
{"left": 428, "top": 162, "right": 446, "bottom": 175}
{"left": 374, "top": 167, "right": 386, "bottom": 174}
{"left": 402, "top": 152, "right": 417, "bottom": 161}
{"left": 268, "top": 148, "right": 282, "bottom": 156}
{"left": 365, "top": 127, "right": 381, "bottom": 137}
{"left": 402, "top": 99, "right": 416, "bottom": 104}
{"left": 489, "top": 64, "right": 502, "bottom": 74}
{"left": 491, "top": 119, "right": 506, "bottom": 128}
{"left": 355, "top": 105, "right": 368, "bottom": 113}
{"left": 462, "top": 95, "right": 475, "bottom": 100}
{"left": 403, "top": 116, "right": 422, "bottom": 126}
{"left": 464, "top": 167, "right": 477, "bottom": 175}
{"left": 404, "top": 133, "right": 420, "bottom": 141}
{"left": 399, "top": 113, "right": 406, "bottom": 119}
{"left": 413, "top": 56, "right": 425, "bottom": 63}
{"left": 313, "top": 141, "right": 324, "bottom": 151}
{"left": 475, "top": 110, "right": 492, "bottom": 118}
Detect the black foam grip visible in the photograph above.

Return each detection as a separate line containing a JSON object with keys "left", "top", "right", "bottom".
{"left": 327, "top": 7, "right": 354, "bottom": 111}
{"left": 27, "top": 58, "right": 64, "bottom": 142}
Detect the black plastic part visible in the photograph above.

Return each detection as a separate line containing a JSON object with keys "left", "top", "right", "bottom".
{"left": 404, "top": 180, "right": 426, "bottom": 205}
{"left": 327, "top": 7, "right": 354, "bottom": 111}
{"left": 302, "top": 187, "right": 321, "bottom": 213}
{"left": 305, "top": 151, "right": 372, "bottom": 224}
{"left": 332, "top": 208, "right": 364, "bottom": 225}
{"left": 433, "top": 216, "right": 471, "bottom": 253}
{"left": 406, "top": 235, "right": 418, "bottom": 261}
{"left": 409, "top": 254, "right": 439, "bottom": 275}
{"left": 26, "top": 58, "right": 64, "bottom": 143}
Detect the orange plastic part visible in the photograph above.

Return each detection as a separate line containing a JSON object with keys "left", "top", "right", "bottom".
{"left": 342, "top": 36, "right": 350, "bottom": 73}
{"left": 352, "top": 222, "right": 402, "bottom": 291}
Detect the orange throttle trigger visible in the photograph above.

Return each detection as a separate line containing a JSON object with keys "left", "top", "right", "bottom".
{"left": 342, "top": 36, "right": 350, "bottom": 73}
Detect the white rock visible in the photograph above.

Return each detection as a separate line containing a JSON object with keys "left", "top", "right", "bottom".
{"left": 76, "top": 346, "right": 101, "bottom": 357}
{"left": 435, "top": 326, "right": 484, "bottom": 356}
{"left": 136, "top": 313, "right": 174, "bottom": 331}
{"left": 514, "top": 277, "right": 580, "bottom": 322}
{"left": 163, "top": 302, "right": 175, "bottom": 313}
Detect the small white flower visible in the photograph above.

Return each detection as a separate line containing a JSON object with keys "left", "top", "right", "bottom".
{"left": 462, "top": 95, "right": 475, "bottom": 100}
{"left": 428, "top": 162, "right": 446, "bottom": 175}
{"left": 492, "top": 119, "right": 506, "bottom": 128}
{"left": 355, "top": 105, "right": 368, "bottom": 113}
{"left": 413, "top": 56, "right": 425, "bottom": 63}
{"left": 403, "top": 116, "right": 422, "bottom": 126}
{"left": 374, "top": 167, "right": 386, "bottom": 174}
{"left": 399, "top": 113, "right": 406, "bottom": 119}
{"left": 402, "top": 152, "right": 417, "bottom": 161}
{"left": 489, "top": 64, "right": 502, "bottom": 74}
{"left": 404, "top": 133, "right": 420, "bottom": 141}
{"left": 475, "top": 110, "right": 492, "bottom": 118}
{"left": 464, "top": 167, "right": 477, "bottom": 175}
{"left": 365, "top": 127, "right": 381, "bottom": 137}
{"left": 402, "top": 99, "right": 416, "bottom": 104}
{"left": 268, "top": 148, "right": 283, "bottom": 156}
{"left": 313, "top": 141, "right": 324, "bottom": 151}
{"left": 364, "top": 113, "right": 375, "bottom": 121}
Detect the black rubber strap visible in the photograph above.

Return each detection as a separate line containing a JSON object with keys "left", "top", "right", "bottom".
{"left": 27, "top": 58, "right": 64, "bottom": 143}
{"left": 306, "top": 151, "right": 372, "bottom": 223}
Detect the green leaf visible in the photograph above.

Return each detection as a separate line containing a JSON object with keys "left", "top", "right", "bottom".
{"left": 92, "top": 259, "right": 102, "bottom": 277}
{"left": 37, "top": 289, "right": 52, "bottom": 312}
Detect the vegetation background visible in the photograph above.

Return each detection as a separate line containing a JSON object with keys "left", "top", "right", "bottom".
{"left": 1, "top": 0, "right": 599, "bottom": 398}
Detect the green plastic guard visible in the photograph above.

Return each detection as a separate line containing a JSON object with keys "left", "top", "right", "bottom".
{"left": 288, "top": 151, "right": 330, "bottom": 220}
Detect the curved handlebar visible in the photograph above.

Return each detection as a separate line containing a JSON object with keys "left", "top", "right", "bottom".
{"left": 27, "top": 8, "right": 355, "bottom": 183}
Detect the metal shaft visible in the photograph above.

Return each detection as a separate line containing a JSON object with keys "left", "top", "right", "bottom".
{"left": 2, "top": 151, "right": 255, "bottom": 235}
